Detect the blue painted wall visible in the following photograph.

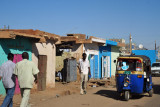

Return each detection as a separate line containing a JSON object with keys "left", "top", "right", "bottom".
{"left": 132, "top": 50, "right": 156, "bottom": 65}
{"left": 0, "top": 37, "right": 32, "bottom": 96}
{"left": 106, "top": 40, "right": 117, "bottom": 46}
{"left": 99, "top": 46, "right": 111, "bottom": 78}
{"left": 98, "top": 40, "right": 118, "bottom": 79}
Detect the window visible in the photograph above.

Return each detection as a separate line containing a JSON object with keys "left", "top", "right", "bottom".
{"left": 152, "top": 63, "right": 160, "bottom": 67}
{"left": 117, "top": 59, "right": 142, "bottom": 71}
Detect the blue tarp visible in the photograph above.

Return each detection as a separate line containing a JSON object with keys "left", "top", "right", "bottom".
{"left": 132, "top": 50, "right": 156, "bottom": 65}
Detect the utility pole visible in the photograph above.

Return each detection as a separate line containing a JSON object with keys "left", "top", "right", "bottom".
{"left": 155, "top": 40, "right": 157, "bottom": 61}
{"left": 155, "top": 40, "right": 156, "bottom": 52}
{"left": 4, "top": 25, "right": 6, "bottom": 30}
{"left": 158, "top": 50, "right": 159, "bottom": 61}
{"left": 8, "top": 25, "right": 10, "bottom": 30}
{"left": 129, "top": 33, "right": 132, "bottom": 54}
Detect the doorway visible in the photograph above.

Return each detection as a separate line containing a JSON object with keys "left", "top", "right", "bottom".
{"left": 102, "top": 56, "right": 110, "bottom": 79}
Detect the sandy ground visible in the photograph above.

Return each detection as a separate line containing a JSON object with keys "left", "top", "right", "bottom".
{"left": 1, "top": 77, "right": 160, "bottom": 107}
{"left": 0, "top": 80, "right": 96, "bottom": 107}
{"left": 34, "top": 86, "right": 160, "bottom": 107}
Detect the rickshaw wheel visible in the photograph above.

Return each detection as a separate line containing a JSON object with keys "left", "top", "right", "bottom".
{"left": 149, "top": 89, "right": 153, "bottom": 97}
{"left": 124, "top": 91, "right": 130, "bottom": 101}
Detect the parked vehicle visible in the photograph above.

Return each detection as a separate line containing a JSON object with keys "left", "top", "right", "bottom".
{"left": 151, "top": 62, "right": 160, "bottom": 76}
{"left": 115, "top": 55, "right": 153, "bottom": 101}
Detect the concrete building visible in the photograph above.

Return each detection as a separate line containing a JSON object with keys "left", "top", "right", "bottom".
{"left": 85, "top": 37, "right": 106, "bottom": 79}
{"left": 156, "top": 46, "right": 160, "bottom": 61}
{"left": 99, "top": 40, "right": 120, "bottom": 79}
{"left": 109, "top": 39, "right": 126, "bottom": 54}
{"left": 58, "top": 35, "right": 121, "bottom": 80}
{"left": 57, "top": 34, "right": 106, "bottom": 80}
{"left": 125, "top": 43, "right": 137, "bottom": 53}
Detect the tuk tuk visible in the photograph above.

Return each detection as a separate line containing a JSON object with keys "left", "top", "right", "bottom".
{"left": 115, "top": 55, "right": 153, "bottom": 101}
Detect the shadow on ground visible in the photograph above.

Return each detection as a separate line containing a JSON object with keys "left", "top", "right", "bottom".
{"left": 153, "top": 85, "right": 160, "bottom": 95}
{"left": 95, "top": 90, "right": 146, "bottom": 101}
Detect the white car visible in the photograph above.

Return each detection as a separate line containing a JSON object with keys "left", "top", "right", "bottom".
{"left": 151, "top": 62, "right": 160, "bottom": 76}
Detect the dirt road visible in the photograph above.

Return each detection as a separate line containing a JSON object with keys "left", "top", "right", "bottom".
{"left": 34, "top": 86, "right": 160, "bottom": 107}
{"left": 35, "top": 77, "right": 160, "bottom": 107}
{"left": 1, "top": 77, "right": 160, "bottom": 107}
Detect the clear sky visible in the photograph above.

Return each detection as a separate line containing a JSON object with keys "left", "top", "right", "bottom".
{"left": 0, "top": 0, "right": 160, "bottom": 49}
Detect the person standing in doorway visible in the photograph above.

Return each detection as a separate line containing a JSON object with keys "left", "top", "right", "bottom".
{"left": 13, "top": 52, "right": 39, "bottom": 107}
{"left": 78, "top": 53, "right": 90, "bottom": 95}
{"left": 0, "top": 53, "right": 16, "bottom": 107}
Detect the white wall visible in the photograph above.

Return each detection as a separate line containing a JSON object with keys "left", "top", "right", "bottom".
{"left": 111, "top": 46, "right": 120, "bottom": 76}
{"left": 84, "top": 43, "right": 99, "bottom": 78}
{"left": 72, "top": 43, "right": 99, "bottom": 59}
{"left": 32, "top": 40, "right": 56, "bottom": 88}
{"left": 84, "top": 43, "right": 99, "bottom": 59}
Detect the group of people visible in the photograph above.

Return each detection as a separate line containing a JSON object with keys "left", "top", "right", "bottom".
{"left": 0, "top": 52, "right": 39, "bottom": 107}
{"left": 0, "top": 52, "right": 90, "bottom": 106}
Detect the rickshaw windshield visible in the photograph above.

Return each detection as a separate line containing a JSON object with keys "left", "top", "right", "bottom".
{"left": 117, "top": 59, "right": 142, "bottom": 71}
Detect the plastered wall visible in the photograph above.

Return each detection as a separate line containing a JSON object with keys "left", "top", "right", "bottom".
{"left": 32, "top": 40, "right": 56, "bottom": 88}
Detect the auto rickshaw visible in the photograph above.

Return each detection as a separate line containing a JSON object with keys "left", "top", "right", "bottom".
{"left": 115, "top": 55, "right": 153, "bottom": 101}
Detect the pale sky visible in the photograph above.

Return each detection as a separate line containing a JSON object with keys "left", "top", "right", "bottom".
{"left": 0, "top": 0, "right": 160, "bottom": 49}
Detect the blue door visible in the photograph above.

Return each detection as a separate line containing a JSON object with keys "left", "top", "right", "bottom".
{"left": 89, "top": 55, "right": 94, "bottom": 78}
{"left": 94, "top": 55, "right": 98, "bottom": 79}
{"left": 89, "top": 55, "right": 99, "bottom": 79}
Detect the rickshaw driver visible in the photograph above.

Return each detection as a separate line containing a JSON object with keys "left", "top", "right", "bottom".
{"left": 122, "top": 62, "right": 129, "bottom": 70}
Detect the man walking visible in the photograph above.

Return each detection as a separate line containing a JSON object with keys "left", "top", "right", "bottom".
{"left": 78, "top": 53, "right": 90, "bottom": 95}
{"left": 0, "top": 53, "right": 16, "bottom": 107}
{"left": 13, "top": 52, "right": 39, "bottom": 107}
